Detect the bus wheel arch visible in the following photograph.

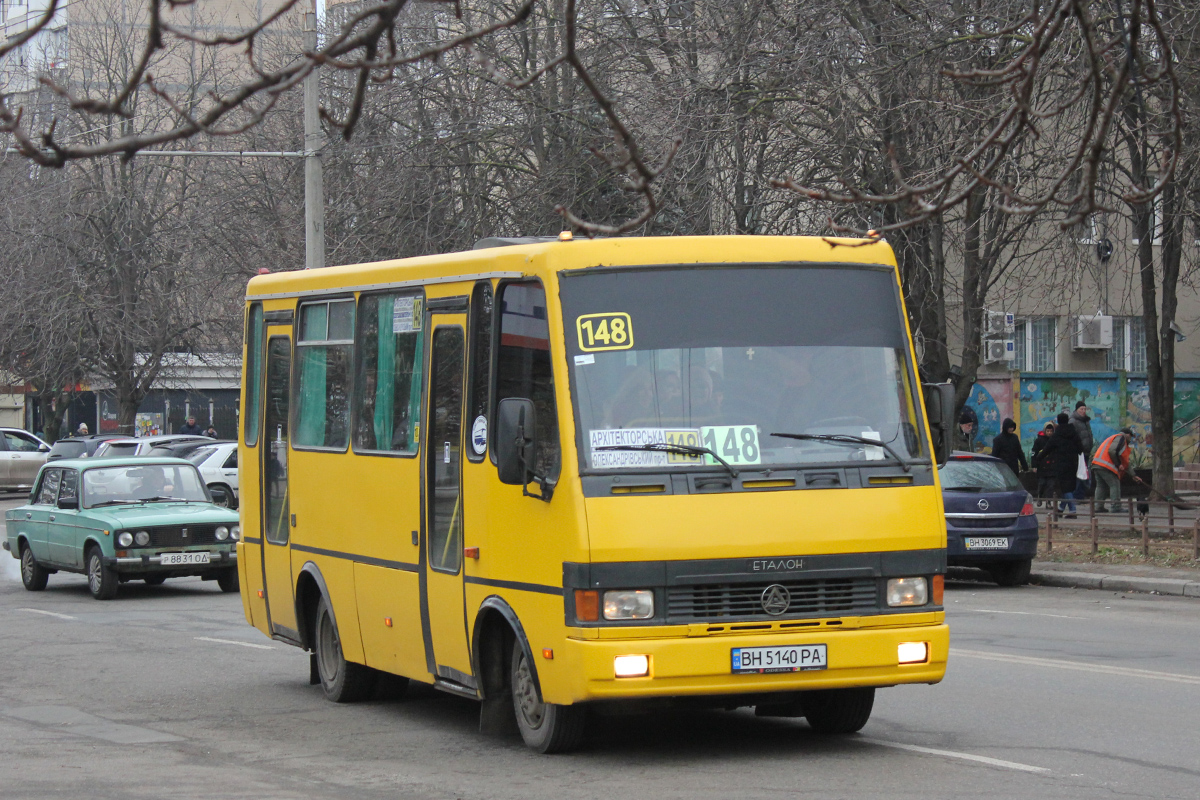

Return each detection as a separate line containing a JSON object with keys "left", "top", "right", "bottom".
{"left": 472, "top": 597, "right": 532, "bottom": 736}
{"left": 294, "top": 562, "right": 332, "bottom": 652}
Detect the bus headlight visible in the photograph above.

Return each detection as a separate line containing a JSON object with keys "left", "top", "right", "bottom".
{"left": 117, "top": 532, "right": 133, "bottom": 547}
{"left": 603, "top": 590, "right": 654, "bottom": 620}
{"left": 215, "top": 526, "right": 230, "bottom": 541}
{"left": 886, "top": 577, "right": 928, "bottom": 607}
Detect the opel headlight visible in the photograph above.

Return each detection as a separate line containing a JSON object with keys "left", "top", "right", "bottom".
{"left": 117, "top": 531, "right": 133, "bottom": 547}
{"left": 215, "top": 526, "right": 230, "bottom": 541}
{"left": 887, "top": 577, "right": 929, "bottom": 607}
{"left": 134, "top": 531, "right": 150, "bottom": 546}
{"left": 603, "top": 590, "right": 654, "bottom": 620}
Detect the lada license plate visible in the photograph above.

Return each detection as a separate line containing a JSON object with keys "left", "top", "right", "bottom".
{"left": 964, "top": 537, "right": 1009, "bottom": 550}
{"left": 160, "top": 552, "right": 210, "bottom": 566}
{"left": 732, "top": 644, "right": 827, "bottom": 674}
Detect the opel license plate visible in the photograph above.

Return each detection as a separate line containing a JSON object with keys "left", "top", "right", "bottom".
{"left": 159, "top": 552, "right": 210, "bottom": 566}
{"left": 732, "top": 644, "right": 827, "bottom": 674}
{"left": 964, "top": 537, "right": 1009, "bottom": 550}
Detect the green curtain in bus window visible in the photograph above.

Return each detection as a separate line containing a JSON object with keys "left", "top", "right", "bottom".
{"left": 373, "top": 296, "right": 397, "bottom": 449}
{"left": 399, "top": 331, "right": 423, "bottom": 450}
{"left": 245, "top": 304, "right": 264, "bottom": 446}
{"left": 296, "top": 346, "right": 328, "bottom": 446}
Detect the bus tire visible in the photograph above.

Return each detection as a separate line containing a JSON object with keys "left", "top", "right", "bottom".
{"left": 20, "top": 543, "right": 49, "bottom": 591}
{"left": 988, "top": 558, "right": 1032, "bottom": 587}
{"left": 216, "top": 567, "right": 239, "bottom": 593}
{"left": 510, "top": 645, "right": 585, "bottom": 753}
{"left": 314, "top": 596, "right": 377, "bottom": 703}
{"left": 801, "top": 687, "right": 875, "bottom": 734}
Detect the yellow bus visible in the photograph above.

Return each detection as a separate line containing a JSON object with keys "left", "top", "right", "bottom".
{"left": 236, "top": 235, "right": 954, "bottom": 753}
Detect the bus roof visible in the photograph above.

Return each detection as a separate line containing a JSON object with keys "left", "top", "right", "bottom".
{"left": 245, "top": 235, "right": 898, "bottom": 300}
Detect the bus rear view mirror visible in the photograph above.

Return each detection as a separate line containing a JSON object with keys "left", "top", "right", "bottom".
{"left": 495, "top": 398, "right": 553, "bottom": 501}
{"left": 922, "top": 382, "right": 956, "bottom": 465}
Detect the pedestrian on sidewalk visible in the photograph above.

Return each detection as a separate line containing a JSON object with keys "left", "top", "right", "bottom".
{"left": 1031, "top": 421, "right": 1056, "bottom": 507}
{"left": 1043, "top": 412, "right": 1083, "bottom": 517}
{"left": 1069, "top": 400, "right": 1094, "bottom": 499}
{"left": 991, "top": 418, "right": 1028, "bottom": 477}
{"left": 1092, "top": 427, "right": 1134, "bottom": 513}
{"left": 956, "top": 406, "right": 978, "bottom": 452}
{"left": 179, "top": 415, "right": 203, "bottom": 435}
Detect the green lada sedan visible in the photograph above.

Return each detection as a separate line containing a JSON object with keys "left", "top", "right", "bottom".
{"left": 3, "top": 457, "right": 240, "bottom": 600}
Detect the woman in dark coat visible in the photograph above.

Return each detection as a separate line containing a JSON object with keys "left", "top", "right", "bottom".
{"left": 1041, "top": 412, "right": 1083, "bottom": 516}
{"left": 1030, "top": 421, "right": 1055, "bottom": 506}
{"left": 991, "top": 418, "right": 1028, "bottom": 477}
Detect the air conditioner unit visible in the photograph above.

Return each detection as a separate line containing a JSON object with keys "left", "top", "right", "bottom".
{"left": 984, "top": 339, "right": 1016, "bottom": 363}
{"left": 984, "top": 311, "right": 1016, "bottom": 337}
{"left": 1072, "top": 314, "right": 1114, "bottom": 349}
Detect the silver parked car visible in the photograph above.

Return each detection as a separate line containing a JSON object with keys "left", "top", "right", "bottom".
{"left": 0, "top": 428, "right": 52, "bottom": 491}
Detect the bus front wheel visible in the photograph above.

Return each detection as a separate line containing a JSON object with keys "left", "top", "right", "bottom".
{"left": 314, "top": 596, "right": 377, "bottom": 703}
{"left": 801, "top": 687, "right": 875, "bottom": 734}
{"left": 510, "top": 645, "right": 585, "bottom": 753}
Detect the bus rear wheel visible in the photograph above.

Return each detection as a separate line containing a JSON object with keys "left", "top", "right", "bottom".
{"left": 314, "top": 596, "right": 377, "bottom": 703}
{"left": 801, "top": 687, "right": 875, "bottom": 734}
{"left": 510, "top": 645, "right": 585, "bottom": 753}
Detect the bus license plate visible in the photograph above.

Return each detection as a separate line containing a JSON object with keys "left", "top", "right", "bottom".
{"left": 159, "top": 552, "right": 210, "bottom": 566}
{"left": 732, "top": 644, "right": 827, "bottom": 674}
{"left": 964, "top": 537, "right": 1009, "bottom": 550}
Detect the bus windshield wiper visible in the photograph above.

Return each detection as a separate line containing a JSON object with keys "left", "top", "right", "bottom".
{"left": 595, "top": 443, "right": 739, "bottom": 479}
{"left": 769, "top": 432, "right": 910, "bottom": 472}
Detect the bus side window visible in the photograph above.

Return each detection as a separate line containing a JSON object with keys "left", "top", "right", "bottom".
{"left": 466, "top": 281, "right": 493, "bottom": 462}
{"left": 494, "top": 281, "right": 560, "bottom": 481}
{"left": 353, "top": 293, "right": 424, "bottom": 454}
{"left": 244, "top": 303, "right": 264, "bottom": 446}
{"left": 295, "top": 299, "right": 355, "bottom": 450}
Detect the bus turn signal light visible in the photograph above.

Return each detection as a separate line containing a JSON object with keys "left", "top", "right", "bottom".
{"left": 932, "top": 574, "right": 944, "bottom": 605}
{"left": 575, "top": 590, "right": 599, "bottom": 622}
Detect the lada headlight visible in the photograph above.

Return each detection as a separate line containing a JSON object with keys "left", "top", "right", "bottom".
{"left": 117, "top": 531, "right": 133, "bottom": 547}
{"left": 215, "top": 526, "right": 229, "bottom": 541}
{"left": 231, "top": 525, "right": 241, "bottom": 541}
{"left": 603, "top": 590, "right": 654, "bottom": 620}
{"left": 134, "top": 531, "right": 150, "bottom": 546}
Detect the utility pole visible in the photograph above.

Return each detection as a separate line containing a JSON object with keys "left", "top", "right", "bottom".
{"left": 303, "top": 10, "right": 325, "bottom": 270}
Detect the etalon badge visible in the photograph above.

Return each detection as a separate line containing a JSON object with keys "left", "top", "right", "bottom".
{"left": 761, "top": 584, "right": 790, "bottom": 616}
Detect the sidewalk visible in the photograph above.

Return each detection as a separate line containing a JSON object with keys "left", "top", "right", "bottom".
{"left": 1031, "top": 559, "right": 1200, "bottom": 597}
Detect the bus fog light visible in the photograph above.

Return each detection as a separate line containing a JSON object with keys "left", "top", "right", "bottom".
{"left": 887, "top": 577, "right": 928, "bottom": 607}
{"left": 117, "top": 532, "right": 133, "bottom": 547}
{"left": 614, "top": 654, "right": 649, "bottom": 678}
{"left": 603, "top": 590, "right": 654, "bottom": 620}
{"left": 898, "top": 642, "right": 929, "bottom": 664}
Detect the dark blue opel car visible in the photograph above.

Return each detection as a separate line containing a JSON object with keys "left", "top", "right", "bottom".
{"left": 941, "top": 453, "right": 1039, "bottom": 586}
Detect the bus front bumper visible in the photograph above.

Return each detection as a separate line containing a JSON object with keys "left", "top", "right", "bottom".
{"left": 560, "top": 623, "right": 948, "bottom": 703}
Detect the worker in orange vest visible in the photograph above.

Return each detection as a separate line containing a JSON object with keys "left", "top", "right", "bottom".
{"left": 1091, "top": 428, "right": 1134, "bottom": 513}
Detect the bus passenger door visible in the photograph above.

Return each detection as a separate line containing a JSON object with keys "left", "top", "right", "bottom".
{"left": 261, "top": 334, "right": 298, "bottom": 637}
{"left": 422, "top": 316, "right": 473, "bottom": 686}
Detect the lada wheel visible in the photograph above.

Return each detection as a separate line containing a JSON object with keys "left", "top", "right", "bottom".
{"left": 143, "top": 575, "right": 167, "bottom": 586}
{"left": 801, "top": 687, "right": 875, "bottom": 734}
{"left": 19, "top": 544, "right": 49, "bottom": 591}
{"left": 313, "top": 596, "right": 376, "bottom": 702}
{"left": 86, "top": 547, "right": 118, "bottom": 600}
{"left": 510, "top": 645, "right": 585, "bottom": 753}
{"left": 216, "top": 568, "right": 239, "bottom": 593}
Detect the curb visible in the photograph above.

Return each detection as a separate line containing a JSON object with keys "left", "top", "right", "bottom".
{"left": 1032, "top": 571, "right": 1200, "bottom": 597}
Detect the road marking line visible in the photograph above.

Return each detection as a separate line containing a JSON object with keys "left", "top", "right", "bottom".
{"left": 952, "top": 648, "right": 1200, "bottom": 685}
{"left": 16, "top": 608, "right": 76, "bottom": 620}
{"left": 961, "top": 609, "right": 1087, "bottom": 620}
{"left": 194, "top": 636, "right": 274, "bottom": 650}
{"left": 863, "top": 739, "right": 1051, "bottom": 774}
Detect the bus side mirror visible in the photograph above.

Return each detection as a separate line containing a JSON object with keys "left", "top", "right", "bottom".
{"left": 495, "top": 398, "right": 553, "bottom": 501}
{"left": 922, "top": 382, "right": 956, "bottom": 465}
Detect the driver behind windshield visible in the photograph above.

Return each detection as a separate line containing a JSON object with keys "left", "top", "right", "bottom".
{"left": 132, "top": 468, "right": 171, "bottom": 499}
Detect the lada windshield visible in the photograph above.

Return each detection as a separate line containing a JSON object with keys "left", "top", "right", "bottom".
{"left": 82, "top": 464, "right": 210, "bottom": 507}
{"left": 560, "top": 265, "right": 928, "bottom": 472}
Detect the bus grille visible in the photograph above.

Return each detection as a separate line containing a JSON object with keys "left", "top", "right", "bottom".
{"left": 146, "top": 525, "right": 220, "bottom": 548}
{"left": 666, "top": 577, "right": 879, "bottom": 623}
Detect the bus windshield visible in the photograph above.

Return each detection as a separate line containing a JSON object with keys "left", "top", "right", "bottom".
{"left": 560, "top": 265, "right": 928, "bottom": 472}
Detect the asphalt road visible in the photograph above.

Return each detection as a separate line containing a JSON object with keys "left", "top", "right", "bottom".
{"left": 2, "top": 495, "right": 1198, "bottom": 799}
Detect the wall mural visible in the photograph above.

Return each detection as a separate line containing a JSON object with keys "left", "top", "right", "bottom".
{"left": 965, "top": 374, "right": 1200, "bottom": 468}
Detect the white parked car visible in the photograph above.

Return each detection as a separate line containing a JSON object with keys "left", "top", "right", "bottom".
{"left": 186, "top": 441, "right": 239, "bottom": 508}
{"left": 93, "top": 434, "right": 211, "bottom": 459}
{"left": 0, "top": 428, "right": 51, "bottom": 491}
